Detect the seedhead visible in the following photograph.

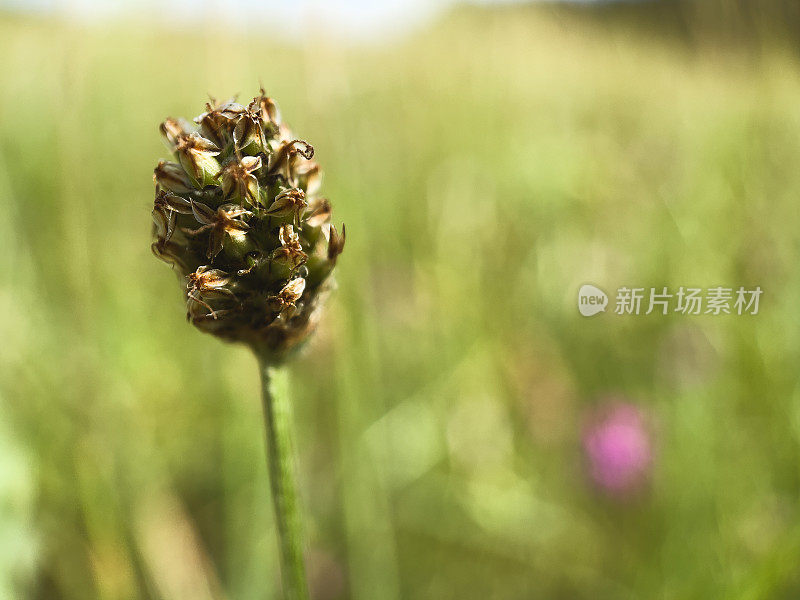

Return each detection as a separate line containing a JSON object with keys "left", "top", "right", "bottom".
{"left": 151, "top": 90, "right": 344, "bottom": 362}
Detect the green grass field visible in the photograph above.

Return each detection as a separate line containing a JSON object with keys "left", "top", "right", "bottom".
{"left": 2, "top": 6, "right": 800, "bottom": 599}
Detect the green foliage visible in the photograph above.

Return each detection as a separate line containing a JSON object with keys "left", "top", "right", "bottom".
{"left": 1, "top": 7, "right": 800, "bottom": 599}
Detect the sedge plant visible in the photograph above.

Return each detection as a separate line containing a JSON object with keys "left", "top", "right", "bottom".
{"left": 150, "top": 90, "right": 344, "bottom": 600}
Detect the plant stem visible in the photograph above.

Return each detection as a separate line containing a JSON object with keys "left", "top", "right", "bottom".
{"left": 258, "top": 358, "right": 309, "bottom": 600}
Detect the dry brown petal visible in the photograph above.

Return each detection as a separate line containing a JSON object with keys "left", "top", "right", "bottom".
{"left": 218, "top": 155, "right": 262, "bottom": 205}
{"left": 154, "top": 160, "right": 194, "bottom": 193}
{"left": 328, "top": 223, "right": 346, "bottom": 261}
{"left": 281, "top": 278, "right": 306, "bottom": 303}
{"left": 267, "top": 139, "right": 314, "bottom": 183}
{"left": 160, "top": 118, "right": 194, "bottom": 147}
{"left": 294, "top": 161, "right": 322, "bottom": 195}
{"left": 152, "top": 191, "right": 193, "bottom": 242}
{"left": 186, "top": 201, "right": 251, "bottom": 259}
{"left": 266, "top": 188, "right": 307, "bottom": 225}
{"left": 304, "top": 198, "right": 331, "bottom": 228}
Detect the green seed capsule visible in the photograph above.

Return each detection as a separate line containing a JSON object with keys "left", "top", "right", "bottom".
{"left": 151, "top": 89, "right": 345, "bottom": 361}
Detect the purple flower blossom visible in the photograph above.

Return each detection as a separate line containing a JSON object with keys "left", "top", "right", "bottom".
{"left": 582, "top": 401, "right": 653, "bottom": 497}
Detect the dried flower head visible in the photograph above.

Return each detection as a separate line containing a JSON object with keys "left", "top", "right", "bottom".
{"left": 152, "top": 90, "right": 344, "bottom": 362}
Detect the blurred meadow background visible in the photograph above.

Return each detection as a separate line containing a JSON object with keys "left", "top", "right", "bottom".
{"left": 2, "top": 0, "right": 800, "bottom": 598}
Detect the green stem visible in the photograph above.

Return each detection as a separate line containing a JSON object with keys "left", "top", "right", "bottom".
{"left": 258, "top": 358, "right": 309, "bottom": 600}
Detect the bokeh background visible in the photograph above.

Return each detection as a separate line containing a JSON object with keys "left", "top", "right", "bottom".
{"left": 2, "top": 0, "right": 800, "bottom": 598}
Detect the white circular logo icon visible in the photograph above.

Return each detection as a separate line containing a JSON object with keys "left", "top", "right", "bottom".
{"left": 578, "top": 284, "right": 608, "bottom": 317}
